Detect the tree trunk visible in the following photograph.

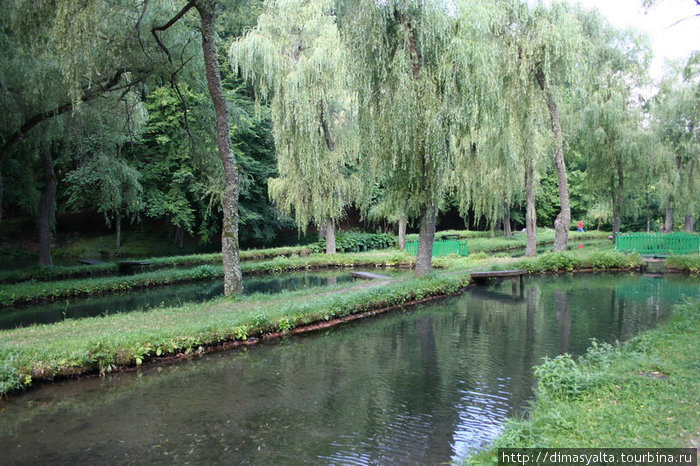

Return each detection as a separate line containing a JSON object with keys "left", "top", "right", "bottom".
{"left": 503, "top": 203, "right": 512, "bottom": 237}
{"left": 612, "top": 159, "right": 624, "bottom": 236}
{"left": 525, "top": 160, "right": 537, "bottom": 257}
{"left": 664, "top": 204, "right": 673, "bottom": 233}
{"left": 0, "top": 170, "right": 3, "bottom": 224}
{"left": 536, "top": 68, "right": 570, "bottom": 252}
{"left": 685, "top": 214, "right": 695, "bottom": 232}
{"left": 398, "top": 215, "right": 407, "bottom": 250}
{"left": 115, "top": 214, "right": 122, "bottom": 248}
{"left": 196, "top": 1, "right": 242, "bottom": 295}
{"left": 415, "top": 204, "right": 437, "bottom": 276}
{"left": 318, "top": 222, "right": 326, "bottom": 241}
{"left": 324, "top": 218, "right": 336, "bottom": 254}
{"left": 38, "top": 140, "right": 56, "bottom": 267}
{"left": 645, "top": 191, "right": 651, "bottom": 233}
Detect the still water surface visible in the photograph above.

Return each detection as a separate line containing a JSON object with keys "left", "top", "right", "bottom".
{"left": 0, "top": 273, "right": 698, "bottom": 464}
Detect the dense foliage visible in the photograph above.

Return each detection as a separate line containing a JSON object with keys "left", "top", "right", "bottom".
{"left": 0, "top": 0, "right": 697, "bottom": 271}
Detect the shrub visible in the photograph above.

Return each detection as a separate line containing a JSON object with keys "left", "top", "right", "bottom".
{"left": 309, "top": 232, "right": 397, "bottom": 253}
{"left": 534, "top": 354, "right": 597, "bottom": 400}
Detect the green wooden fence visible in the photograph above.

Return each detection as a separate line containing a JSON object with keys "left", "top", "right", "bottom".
{"left": 405, "top": 239, "right": 469, "bottom": 257}
{"left": 615, "top": 232, "right": 700, "bottom": 255}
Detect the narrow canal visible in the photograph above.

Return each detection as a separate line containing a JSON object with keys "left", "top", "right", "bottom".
{"left": 0, "top": 273, "right": 697, "bottom": 464}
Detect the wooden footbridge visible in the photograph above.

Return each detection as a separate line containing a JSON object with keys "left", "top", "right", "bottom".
{"left": 469, "top": 269, "right": 527, "bottom": 296}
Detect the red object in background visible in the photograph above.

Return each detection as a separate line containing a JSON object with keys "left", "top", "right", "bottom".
{"left": 578, "top": 243, "right": 583, "bottom": 249}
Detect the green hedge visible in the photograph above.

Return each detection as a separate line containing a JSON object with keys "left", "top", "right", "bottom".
{"left": 309, "top": 232, "right": 397, "bottom": 253}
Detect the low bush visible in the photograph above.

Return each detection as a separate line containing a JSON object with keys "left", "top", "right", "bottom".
{"left": 517, "top": 250, "right": 641, "bottom": 273}
{"left": 309, "top": 232, "right": 397, "bottom": 253}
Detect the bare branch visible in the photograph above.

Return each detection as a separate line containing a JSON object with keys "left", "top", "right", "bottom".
{"left": 151, "top": 1, "right": 196, "bottom": 64}
{"left": 666, "top": 12, "right": 700, "bottom": 28}
{"left": 129, "top": 0, "right": 150, "bottom": 41}
{"left": 0, "top": 69, "right": 142, "bottom": 158}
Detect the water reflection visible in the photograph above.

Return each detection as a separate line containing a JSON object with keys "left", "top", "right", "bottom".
{"left": 0, "top": 273, "right": 697, "bottom": 464}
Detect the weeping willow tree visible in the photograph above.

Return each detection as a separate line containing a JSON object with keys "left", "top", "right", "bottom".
{"left": 500, "top": 1, "right": 589, "bottom": 252}
{"left": 338, "top": 0, "right": 501, "bottom": 274}
{"left": 454, "top": 0, "right": 552, "bottom": 255}
{"left": 2, "top": 0, "right": 246, "bottom": 292}
{"left": 576, "top": 11, "right": 652, "bottom": 236}
{"left": 230, "top": 0, "right": 358, "bottom": 254}
{"left": 652, "top": 55, "right": 700, "bottom": 232}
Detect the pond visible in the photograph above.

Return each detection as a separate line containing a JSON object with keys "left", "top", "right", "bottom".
{"left": 0, "top": 273, "right": 697, "bottom": 464}
{"left": 0, "top": 269, "right": 405, "bottom": 330}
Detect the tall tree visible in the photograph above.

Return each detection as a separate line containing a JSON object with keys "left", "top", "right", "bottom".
{"left": 652, "top": 54, "right": 700, "bottom": 232}
{"left": 574, "top": 13, "right": 652, "bottom": 236}
{"left": 339, "top": 0, "right": 501, "bottom": 274}
{"left": 230, "top": 0, "right": 358, "bottom": 254}
{"left": 456, "top": 0, "right": 552, "bottom": 255}
{"left": 525, "top": 3, "right": 589, "bottom": 251}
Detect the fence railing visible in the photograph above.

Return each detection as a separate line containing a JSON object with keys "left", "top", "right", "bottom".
{"left": 405, "top": 239, "right": 469, "bottom": 257}
{"left": 615, "top": 232, "right": 700, "bottom": 255}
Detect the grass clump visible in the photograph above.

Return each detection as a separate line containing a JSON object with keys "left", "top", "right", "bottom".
{"left": 468, "top": 299, "right": 700, "bottom": 464}
{"left": 666, "top": 254, "right": 700, "bottom": 274}
{"left": 516, "top": 250, "right": 642, "bottom": 273}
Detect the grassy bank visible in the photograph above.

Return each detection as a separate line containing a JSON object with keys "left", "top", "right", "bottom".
{"left": 0, "top": 247, "right": 651, "bottom": 396}
{"left": 431, "top": 248, "right": 643, "bottom": 273}
{"left": 0, "top": 248, "right": 641, "bottom": 308}
{"left": 667, "top": 254, "right": 700, "bottom": 274}
{"left": 0, "top": 248, "right": 644, "bottom": 308}
{"left": 0, "top": 272, "right": 470, "bottom": 395}
{"left": 1, "top": 230, "right": 610, "bottom": 285}
{"left": 0, "top": 247, "right": 314, "bottom": 285}
{"left": 0, "top": 251, "right": 415, "bottom": 307}
{"left": 469, "top": 298, "right": 700, "bottom": 464}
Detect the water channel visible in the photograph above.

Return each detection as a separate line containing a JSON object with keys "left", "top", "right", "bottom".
{"left": 0, "top": 269, "right": 406, "bottom": 330}
{"left": 0, "top": 273, "right": 698, "bottom": 464}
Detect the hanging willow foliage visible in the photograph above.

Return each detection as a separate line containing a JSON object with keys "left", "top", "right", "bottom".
{"left": 454, "top": 0, "right": 551, "bottom": 229}
{"left": 230, "top": 0, "right": 358, "bottom": 233}
{"left": 336, "top": 0, "right": 507, "bottom": 272}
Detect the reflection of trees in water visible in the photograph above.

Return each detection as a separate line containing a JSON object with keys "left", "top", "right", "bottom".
{"left": 1, "top": 274, "right": 698, "bottom": 464}
{"left": 555, "top": 290, "right": 571, "bottom": 353}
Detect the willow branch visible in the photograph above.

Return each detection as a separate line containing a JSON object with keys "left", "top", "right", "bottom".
{"left": 1, "top": 69, "right": 130, "bottom": 159}
{"left": 151, "top": 1, "right": 196, "bottom": 64}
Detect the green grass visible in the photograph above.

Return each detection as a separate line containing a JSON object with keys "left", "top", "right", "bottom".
{"left": 0, "top": 251, "right": 415, "bottom": 307}
{"left": 466, "top": 230, "right": 610, "bottom": 254}
{"left": 666, "top": 254, "right": 700, "bottom": 274}
{"left": 468, "top": 299, "right": 700, "bottom": 464}
{"left": 0, "top": 265, "right": 223, "bottom": 307}
{"left": 0, "top": 272, "right": 470, "bottom": 395}
{"left": 0, "top": 247, "right": 641, "bottom": 308}
{"left": 0, "top": 247, "right": 313, "bottom": 285}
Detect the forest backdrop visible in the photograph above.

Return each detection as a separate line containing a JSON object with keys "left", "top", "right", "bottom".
{"left": 0, "top": 0, "right": 698, "bottom": 288}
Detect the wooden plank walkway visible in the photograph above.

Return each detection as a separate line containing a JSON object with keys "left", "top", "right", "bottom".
{"left": 351, "top": 271, "right": 391, "bottom": 280}
{"left": 470, "top": 269, "right": 527, "bottom": 296}
{"left": 78, "top": 259, "right": 108, "bottom": 265}
{"left": 470, "top": 270, "right": 526, "bottom": 279}
{"left": 117, "top": 261, "right": 153, "bottom": 274}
